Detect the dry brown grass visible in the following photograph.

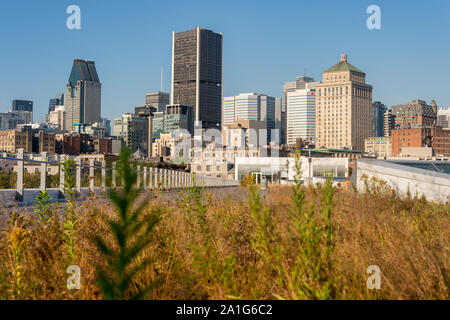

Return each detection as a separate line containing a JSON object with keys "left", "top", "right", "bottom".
{"left": 0, "top": 181, "right": 448, "bottom": 300}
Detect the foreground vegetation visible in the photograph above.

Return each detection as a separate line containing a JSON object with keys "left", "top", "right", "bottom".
{"left": 0, "top": 152, "right": 448, "bottom": 300}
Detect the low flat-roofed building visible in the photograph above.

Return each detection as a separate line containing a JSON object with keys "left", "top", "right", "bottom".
{"left": 234, "top": 156, "right": 349, "bottom": 184}
{"left": 13, "top": 163, "right": 59, "bottom": 176}
{"left": 365, "top": 136, "right": 392, "bottom": 158}
{"left": 401, "top": 147, "right": 433, "bottom": 157}
{"left": 0, "top": 129, "right": 32, "bottom": 153}
{"left": 191, "top": 146, "right": 264, "bottom": 179}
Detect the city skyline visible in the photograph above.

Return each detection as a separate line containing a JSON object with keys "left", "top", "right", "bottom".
{"left": 0, "top": 1, "right": 448, "bottom": 305}
{"left": 1, "top": 0, "right": 450, "bottom": 122}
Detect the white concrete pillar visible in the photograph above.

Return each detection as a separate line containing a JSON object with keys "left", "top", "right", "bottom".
{"left": 76, "top": 157, "right": 82, "bottom": 193}
{"left": 143, "top": 166, "right": 147, "bottom": 189}
{"left": 40, "top": 152, "right": 48, "bottom": 192}
{"left": 89, "top": 159, "right": 95, "bottom": 192}
{"left": 163, "top": 169, "right": 168, "bottom": 188}
{"left": 16, "top": 149, "right": 24, "bottom": 202}
{"left": 155, "top": 168, "right": 160, "bottom": 188}
{"left": 59, "top": 155, "right": 65, "bottom": 196}
{"left": 137, "top": 165, "right": 141, "bottom": 187}
{"left": 172, "top": 170, "right": 175, "bottom": 188}
{"left": 101, "top": 160, "right": 106, "bottom": 189}
{"left": 149, "top": 167, "right": 153, "bottom": 189}
{"left": 112, "top": 162, "right": 117, "bottom": 188}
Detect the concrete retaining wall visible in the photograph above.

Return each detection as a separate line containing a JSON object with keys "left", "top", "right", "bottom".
{"left": 355, "top": 159, "right": 450, "bottom": 203}
{"left": 195, "top": 176, "right": 239, "bottom": 188}
{"left": 0, "top": 174, "right": 239, "bottom": 207}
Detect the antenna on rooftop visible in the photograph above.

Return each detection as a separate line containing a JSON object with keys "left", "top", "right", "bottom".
{"left": 161, "top": 67, "right": 164, "bottom": 92}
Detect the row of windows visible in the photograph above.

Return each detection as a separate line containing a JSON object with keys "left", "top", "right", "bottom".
{"left": 318, "top": 86, "right": 349, "bottom": 96}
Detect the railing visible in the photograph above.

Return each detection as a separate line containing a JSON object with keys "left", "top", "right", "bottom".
{"left": 0, "top": 149, "right": 238, "bottom": 204}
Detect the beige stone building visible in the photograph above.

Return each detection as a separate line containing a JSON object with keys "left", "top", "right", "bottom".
{"left": 191, "top": 146, "right": 264, "bottom": 179}
{"left": 152, "top": 133, "right": 176, "bottom": 159}
{"left": 365, "top": 136, "right": 392, "bottom": 157}
{"left": 0, "top": 129, "right": 32, "bottom": 153}
{"left": 316, "top": 54, "right": 373, "bottom": 151}
{"left": 222, "top": 120, "right": 267, "bottom": 148}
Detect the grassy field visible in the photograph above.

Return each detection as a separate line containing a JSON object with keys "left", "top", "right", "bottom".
{"left": 0, "top": 154, "right": 449, "bottom": 300}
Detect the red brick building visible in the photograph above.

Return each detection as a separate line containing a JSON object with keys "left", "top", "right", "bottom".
{"left": 94, "top": 138, "right": 112, "bottom": 154}
{"left": 392, "top": 128, "right": 432, "bottom": 156}
{"left": 432, "top": 126, "right": 450, "bottom": 156}
{"left": 392, "top": 126, "right": 450, "bottom": 156}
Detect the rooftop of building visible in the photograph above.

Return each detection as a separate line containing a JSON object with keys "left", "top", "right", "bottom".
{"left": 324, "top": 54, "right": 365, "bottom": 74}
{"left": 175, "top": 27, "right": 222, "bottom": 36}
{"left": 305, "top": 148, "right": 363, "bottom": 154}
{"left": 68, "top": 58, "right": 100, "bottom": 86}
{"left": 366, "top": 136, "right": 392, "bottom": 141}
{"left": 391, "top": 99, "right": 437, "bottom": 117}
{"left": 145, "top": 92, "right": 169, "bottom": 96}
{"left": 223, "top": 119, "right": 266, "bottom": 130}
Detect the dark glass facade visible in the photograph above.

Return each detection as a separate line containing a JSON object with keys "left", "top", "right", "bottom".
{"left": 172, "top": 28, "right": 222, "bottom": 130}
{"left": 12, "top": 100, "right": 33, "bottom": 112}
{"left": 372, "top": 101, "right": 387, "bottom": 137}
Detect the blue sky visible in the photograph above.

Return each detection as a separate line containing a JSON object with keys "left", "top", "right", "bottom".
{"left": 0, "top": 0, "right": 449, "bottom": 121}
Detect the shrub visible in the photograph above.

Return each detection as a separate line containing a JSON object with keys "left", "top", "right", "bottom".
{"left": 94, "top": 148, "right": 161, "bottom": 300}
{"left": 62, "top": 158, "right": 78, "bottom": 265}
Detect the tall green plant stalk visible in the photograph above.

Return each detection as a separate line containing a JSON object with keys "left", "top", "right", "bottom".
{"left": 62, "top": 158, "right": 78, "bottom": 264}
{"left": 94, "top": 148, "right": 161, "bottom": 300}
{"left": 34, "top": 190, "right": 53, "bottom": 226}
{"left": 289, "top": 153, "right": 338, "bottom": 300}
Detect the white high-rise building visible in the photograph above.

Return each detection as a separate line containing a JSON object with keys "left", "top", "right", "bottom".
{"left": 286, "top": 83, "right": 318, "bottom": 146}
{"left": 223, "top": 93, "right": 278, "bottom": 143}
{"left": 437, "top": 107, "right": 450, "bottom": 128}
{"left": 49, "top": 105, "right": 66, "bottom": 131}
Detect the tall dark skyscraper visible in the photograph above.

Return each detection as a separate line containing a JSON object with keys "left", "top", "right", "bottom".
{"left": 171, "top": 27, "right": 223, "bottom": 130}
{"left": 65, "top": 59, "right": 101, "bottom": 131}
{"left": 372, "top": 101, "right": 388, "bottom": 137}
